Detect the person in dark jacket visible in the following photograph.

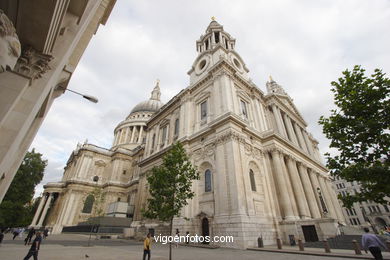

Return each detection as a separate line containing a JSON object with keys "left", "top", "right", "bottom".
{"left": 25, "top": 228, "right": 36, "bottom": 245}
{"left": 23, "top": 231, "right": 42, "bottom": 260}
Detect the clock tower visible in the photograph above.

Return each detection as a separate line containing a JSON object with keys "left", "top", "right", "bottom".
{"left": 188, "top": 19, "right": 250, "bottom": 85}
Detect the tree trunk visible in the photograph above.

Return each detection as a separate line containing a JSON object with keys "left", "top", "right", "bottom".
{"left": 169, "top": 217, "right": 173, "bottom": 260}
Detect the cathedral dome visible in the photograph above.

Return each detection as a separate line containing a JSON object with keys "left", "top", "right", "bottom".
{"left": 129, "top": 81, "right": 163, "bottom": 115}
{"left": 130, "top": 99, "right": 163, "bottom": 114}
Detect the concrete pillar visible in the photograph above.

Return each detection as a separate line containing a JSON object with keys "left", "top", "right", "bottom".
{"left": 286, "top": 157, "right": 311, "bottom": 218}
{"left": 297, "top": 164, "right": 321, "bottom": 218}
{"left": 37, "top": 193, "right": 52, "bottom": 227}
{"left": 30, "top": 193, "right": 47, "bottom": 226}
{"left": 271, "top": 150, "right": 295, "bottom": 220}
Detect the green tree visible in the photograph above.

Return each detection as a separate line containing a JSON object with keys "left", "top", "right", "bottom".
{"left": 0, "top": 149, "right": 47, "bottom": 226}
{"left": 85, "top": 185, "right": 106, "bottom": 246}
{"left": 142, "top": 142, "right": 199, "bottom": 260}
{"left": 319, "top": 65, "right": 390, "bottom": 208}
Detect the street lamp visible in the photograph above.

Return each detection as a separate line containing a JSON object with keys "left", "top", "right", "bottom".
{"left": 56, "top": 86, "right": 98, "bottom": 103}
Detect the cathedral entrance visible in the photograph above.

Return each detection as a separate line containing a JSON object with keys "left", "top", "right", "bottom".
{"left": 301, "top": 225, "right": 319, "bottom": 242}
{"left": 202, "top": 217, "right": 210, "bottom": 244}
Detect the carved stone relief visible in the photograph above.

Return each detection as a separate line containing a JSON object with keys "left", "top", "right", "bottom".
{"left": 0, "top": 9, "right": 21, "bottom": 72}
{"left": 14, "top": 46, "right": 52, "bottom": 80}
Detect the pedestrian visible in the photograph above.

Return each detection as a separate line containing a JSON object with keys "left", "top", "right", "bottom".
{"left": 175, "top": 229, "right": 180, "bottom": 248}
{"left": 362, "top": 227, "right": 388, "bottom": 260}
{"left": 12, "top": 228, "right": 20, "bottom": 240}
{"left": 143, "top": 233, "right": 151, "bottom": 260}
{"left": 43, "top": 228, "right": 49, "bottom": 239}
{"left": 19, "top": 227, "right": 25, "bottom": 238}
{"left": 25, "top": 227, "right": 36, "bottom": 245}
{"left": 23, "top": 231, "right": 42, "bottom": 260}
{"left": 186, "top": 231, "right": 190, "bottom": 244}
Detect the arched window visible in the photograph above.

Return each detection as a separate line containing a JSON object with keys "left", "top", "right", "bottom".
{"left": 205, "top": 169, "right": 212, "bottom": 192}
{"left": 82, "top": 195, "right": 95, "bottom": 213}
{"left": 249, "top": 169, "right": 256, "bottom": 191}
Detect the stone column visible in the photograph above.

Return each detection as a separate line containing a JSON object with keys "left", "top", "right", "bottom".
{"left": 318, "top": 175, "right": 337, "bottom": 219}
{"left": 325, "top": 178, "right": 346, "bottom": 223}
{"left": 113, "top": 131, "right": 118, "bottom": 146}
{"left": 37, "top": 193, "right": 53, "bottom": 227}
{"left": 124, "top": 127, "right": 129, "bottom": 143}
{"left": 281, "top": 155, "right": 299, "bottom": 217}
{"left": 286, "top": 157, "right": 311, "bottom": 218}
{"left": 302, "top": 131, "right": 314, "bottom": 155}
{"left": 282, "top": 113, "right": 294, "bottom": 142}
{"left": 308, "top": 170, "right": 325, "bottom": 215}
{"left": 271, "top": 149, "right": 295, "bottom": 220}
{"left": 293, "top": 122, "right": 308, "bottom": 152}
{"left": 138, "top": 126, "right": 144, "bottom": 143}
{"left": 30, "top": 193, "right": 47, "bottom": 226}
{"left": 271, "top": 105, "right": 287, "bottom": 137}
{"left": 297, "top": 164, "right": 321, "bottom": 218}
{"left": 285, "top": 116, "right": 299, "bottom": 145}
{"left": 130, "top": 126, "right": 136, "bottom": 143}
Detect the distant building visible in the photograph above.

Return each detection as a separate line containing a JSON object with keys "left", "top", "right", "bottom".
{"left": 333, "top": 176, "right": 390, "bottom": 231}
{"left": 0, "top": 0, "right": 117, "bottom": 202}
{"left": 34, "top": 20, "right": 345, "bottom": 248}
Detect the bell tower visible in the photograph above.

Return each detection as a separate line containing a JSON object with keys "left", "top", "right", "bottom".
{"left": 188, "top": 18, "right": 250, "bottom": 84}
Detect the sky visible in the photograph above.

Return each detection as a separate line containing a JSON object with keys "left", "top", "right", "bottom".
{"left": 30, "top": 0, "right": 390, "bottom": 196}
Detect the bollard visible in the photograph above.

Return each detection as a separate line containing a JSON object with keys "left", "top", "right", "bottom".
{"left": 276, "top": 238, "right": 282, "bottom": 249}
{"left": 298, "top": 239, "right": 304, "bottom": 251}
{"left": 352, "top": 240, "right": 362, "bottom": 255}
{"left": 323, "top": 239, "right": 331, "bottom": 253}
{"left": 257, "top": 237, "right": 264, "bottom": 248}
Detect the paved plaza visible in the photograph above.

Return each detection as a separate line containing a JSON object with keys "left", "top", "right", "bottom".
{"left": 1, "top": 233, "right": 389, "bottom": 260}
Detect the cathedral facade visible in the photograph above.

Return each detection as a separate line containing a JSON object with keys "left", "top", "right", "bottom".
{"left": 33, "top": 20, "right": 345, "bottom": 248}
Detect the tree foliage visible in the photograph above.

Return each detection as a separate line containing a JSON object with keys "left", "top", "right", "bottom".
{"left": 142, "top": 142, "right": 199, "bottom": 260}
{"left": 0, "top": 149, "right": 47, "bottom": 226}
{"left": 89, "top": 186, "right": 106, "bottom": 218}
{"left": 319, "top": 65, "right": 390, "bottom": 208}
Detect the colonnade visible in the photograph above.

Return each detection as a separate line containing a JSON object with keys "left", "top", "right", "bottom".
{"left": 113, "top": 125, "right": 145, "bottom": 146}
{"left": 266, "top": 149, "right": 344, "bottom": 222}
{"left": 30, "top": 192, "right": 56, "bottom": 227}
{"left": 269, "top": 104, "right": 321, "bottom": 161}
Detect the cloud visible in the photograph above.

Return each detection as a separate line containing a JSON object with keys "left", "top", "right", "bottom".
{"left": 30, "top": 0, "right": 390, "bottom": 193}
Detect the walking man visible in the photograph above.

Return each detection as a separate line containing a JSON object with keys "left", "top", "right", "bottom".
{"left": 25, "top": 227, "right": 36, "bottom": 245}
{"left": 12, "top": 227, "right": 20, "bottom": 240}
{"left": 362, "top": 227, "right": 388, "bottom": 260}
{"left": 23, "top": 231, "right": 42, "bottom": 260}
{"left": 143, "top": 233, "right": 152, "bottom": 260}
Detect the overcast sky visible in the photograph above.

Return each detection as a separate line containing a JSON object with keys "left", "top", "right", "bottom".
{"left": 30, "top": 0, "right": 390, "bottom": 196}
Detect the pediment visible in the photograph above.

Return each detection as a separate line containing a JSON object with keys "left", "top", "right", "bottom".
{"left": 275, "top": 95, "right": 307, "bottom": 124}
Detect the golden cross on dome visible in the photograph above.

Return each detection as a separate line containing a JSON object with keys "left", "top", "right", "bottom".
{"left": 211, "top": 16, "right": 216, "bottom": 21}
